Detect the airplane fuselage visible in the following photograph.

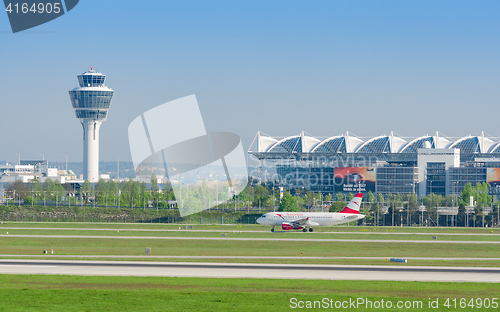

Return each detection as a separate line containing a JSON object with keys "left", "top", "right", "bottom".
{"left": 257, "top": 212, "right": 365, "bottom": 228}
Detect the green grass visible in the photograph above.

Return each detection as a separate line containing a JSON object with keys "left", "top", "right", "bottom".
{"left": 0, "top": 275, "right": 499, "bottom": 311}
{"left": 1, "top": 222, "right": 500, "bottom": 234}
{"left": 2, "top": 228, "right": 500, "bottom": 241}
{"left": 1, "top": 223, "right": 500, "bottom": 267}
{"left": 1, "top": 236, "right": 499, "bottom": 258}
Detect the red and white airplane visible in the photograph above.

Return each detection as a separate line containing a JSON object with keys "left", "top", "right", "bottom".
{"left": 257, "top": 193, "right": 365, "bottom": 232}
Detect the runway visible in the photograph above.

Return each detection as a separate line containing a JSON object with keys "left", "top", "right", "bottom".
{"left": 1, "top": 254, "right": 499, "bottom": 261}
{"left": 1, "top": 234, "right": 499, "bottom": 244}
{"left": 0, "top": 260, "right": 498, "bottom": 282}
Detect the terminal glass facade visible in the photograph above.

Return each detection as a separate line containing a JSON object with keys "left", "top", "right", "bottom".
{"left": 426, "top": 162, "right": 446, "bottom": 196}
{"left": 376, "top": 166, "right": 418, "bottom": 195}
{"left": 448, "top": 167, "right": 487, "bottom": 195}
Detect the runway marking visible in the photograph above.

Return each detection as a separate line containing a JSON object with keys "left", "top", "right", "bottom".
{"left": 1, "top": 255, "right": 500, "bottom": 261}
{"left": 1, "top": 234, "right": 499, "bottom": 244}
{"left": 0, "top": 260, "right": 498, "bottom": 282}
{"left": 1, "top": 260, "right": 499, "bottom": 272}
{"left": 0, "top": 265, "right": 57, "bottom": 268}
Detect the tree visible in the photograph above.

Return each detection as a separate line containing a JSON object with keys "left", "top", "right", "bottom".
{"left": 53, "top": 180, "right": 65, "bottom": 203}
{"left": 162, "top": 182, "right": 173, "bottom": 202}
{"left": 394, "top": 193, "right": 403, "bottom": 226}
{"left": 278, "top": 193, "right": 300, "bottom": 212}
{"left": 252, "top": 185, "right": 269, "bottom": 208}
{"left": 367, "top": 191, "right": 376, "bottom": 203}
{"left": 461, "top": 183, "right": 473, "bottom": 205}
{"left": 150, "top": 174, "right": 159, "bottom": 208}
{"left": 347, "top": 192, "right": 354, "bottom": 201}
{"left": 406, "top": 193, "right": 419, "bottom": 226}
{"left": 458, "top": 203, "right": 466, "bottom": 227}
{"left": 474, "top": 204, "right": 483, "bottom": 227}
{"left": 81, "top": 180, "right": 92, "bottom": 202}
{"left": 95, "top": 179, "right": 108, "bottom": 205}
{"left": 128, "top": 177, "right": 139, "bottom": 208}
{"left": 330, "top": 192, "right": 346, "bottom": 212}
{"left": 491, "top": 202, "right": 499, "bottom": 227}
{"left": 6, "top": 181, "right": 30, "bottom": 202}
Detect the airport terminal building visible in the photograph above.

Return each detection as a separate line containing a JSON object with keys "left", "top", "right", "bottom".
{"left": 248, "top": 131, "right": 500, "bottom": 197}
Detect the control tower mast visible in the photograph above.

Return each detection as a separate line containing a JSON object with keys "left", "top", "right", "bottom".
{"left": 69, "top": 67, "right": 114, "bottom": 182}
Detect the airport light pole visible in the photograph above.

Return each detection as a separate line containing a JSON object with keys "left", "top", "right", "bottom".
{"left": 15, "top": 153, "right": 20, "bottom": 165}
{"left": 452, "top": 181, "right": 459, "bottom": 227}
{"left": 392, "top": 198, "right": 394, "bottom": 227}
{"left": 114, "top": 156, "right": 119, "bottom": 180}
{"left": 63, "top": 154, "right": 68, "bottom": 171}
{"left": 436, "top": 197, "right": 439, "bottom": 227}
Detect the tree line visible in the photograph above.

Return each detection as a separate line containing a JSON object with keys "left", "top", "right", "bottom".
{"left": 3, "top": 177, "right": 499, "bottom": 227}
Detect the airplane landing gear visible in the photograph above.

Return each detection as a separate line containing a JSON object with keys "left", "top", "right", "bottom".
{"left": 309, "top": 228, "right": 314, "bottom": 232}
{"left": 271, "top": 225, "right": 275, "bottom": 232}
{"left": 302, "top": 228, "right": 307, "bottom": 232}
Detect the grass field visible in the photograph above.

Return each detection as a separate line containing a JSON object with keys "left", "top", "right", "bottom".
{"left": 0, "top": 275, "right": 499, "bottom": 311}
{"left": 2, "top": 228, "right": 500, "bottom": 241}
{"left": 0, "top": 223, "right": 499, "bottom": 267}
{"left": 1, "top": 223, "right": 500, "bottom": 311}
{"left": 2, "top": 221, "right": 499, "bottom": 233}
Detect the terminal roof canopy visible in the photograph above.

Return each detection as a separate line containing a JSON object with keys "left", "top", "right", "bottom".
{"left": 449, "top": 133, "right": 494, "bottom": 154}
{"left": 311, "top": 133, "right": 363, "bottom": 153}
{"left": 400, "top": 134, "right": 451, "bottom": 153}
{"left": 250, "top": 131, "right": 500, "bottom": 155}
{"left": 355, "top": 132, "right": 407, "bottom": 154}
{"left": 267, "top": 136, "right": 302, "bottom": 153}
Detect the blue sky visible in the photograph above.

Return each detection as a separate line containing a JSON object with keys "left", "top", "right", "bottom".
{"left": 0, "top": 0, "right": 499, "bottom": 163}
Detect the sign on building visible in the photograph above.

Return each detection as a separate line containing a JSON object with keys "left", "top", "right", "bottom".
{"left": 334, "top": 167, "right": 376, "bottom": 193}
{"left": 487, "top": 168, "right": 500, "bottom": 187}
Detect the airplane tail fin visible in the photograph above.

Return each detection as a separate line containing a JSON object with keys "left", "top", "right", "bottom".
{"left": 340, "top": 193, "right": 363, "bottom": 214}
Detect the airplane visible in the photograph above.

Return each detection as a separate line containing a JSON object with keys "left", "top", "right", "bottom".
{"left": 256, "top": 193, "right": 365, "bottom": 232}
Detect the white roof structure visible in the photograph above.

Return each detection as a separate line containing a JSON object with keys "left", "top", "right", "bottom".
{"left": 399, "top": 132, "right": 451, "bottom": 153}
{"left": 250, "top": 131, "right": 500, "bottom": 154}
{"left": 448, "top": 132, "right": 494, "bottom": 154}
{"left": 355, "top": 132, "right": 407, "bottom": 154}
{"left": 311, "top": 132, "right": 363, "bottom": 153}
{"left": 256, "top": 132, "right": 278, "bottom": 152}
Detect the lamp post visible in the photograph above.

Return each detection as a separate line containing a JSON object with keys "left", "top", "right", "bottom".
{"left": 15, "top": 153, "right": 20, "bottom": 165}
{"left": 436, "top": 198, "right": 439, "bottom": 227}
{"left": 62, "top": 155, "right": 68, "bottom": 171}
{"left": 392, "top": 198, "right": 394, "bottom": 227}
{"left": 452, "top": 181, "right": 459, "bottom": 227}
{"left": 114, "top": 156, "right": 119, "bottom": 180}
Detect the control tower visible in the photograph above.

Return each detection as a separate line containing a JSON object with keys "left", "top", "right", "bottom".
{"left": 69, "top": 67, "right": 114, "bottom": 182}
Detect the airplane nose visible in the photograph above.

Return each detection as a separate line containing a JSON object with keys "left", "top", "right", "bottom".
{"left": 256, "top": 217, "right": 262, "bottom": 224}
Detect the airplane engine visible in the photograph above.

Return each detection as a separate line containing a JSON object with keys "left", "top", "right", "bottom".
{"left": 282, "top": 223, "right": 303, "bottom": 231}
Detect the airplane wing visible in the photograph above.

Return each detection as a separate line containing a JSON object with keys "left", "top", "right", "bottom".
{"left": 341, "top": 214, "right": 360, "bottom": 221}
{"left": 290, "top": 217, "right": 320, "bottom": 227}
